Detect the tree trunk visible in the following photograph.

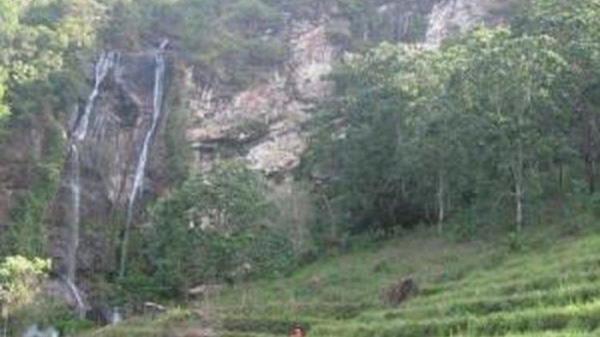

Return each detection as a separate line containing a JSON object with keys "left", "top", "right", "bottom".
{"left": 118, "top": 227, "right": 129, "bottom": 279}
{"left": 515, "top": 143, "right": 524, "bottom": 233}
{"left": 322, "top": 195, "right": 337, "bottom": 240}
{"left": 437, "top": 169, "right": 445, "bottom": 235}
{"left": 2, "top": 313, "right": 7, "bottom": 337}
{"left": 515, "top": 179, "right": 523, "bottom": 233}
{"left": 586, "top": 159, "right": 596, "bottom": 194}
{"left": 558, "top": 162, "right": 564, "bottom": 191}
{"left": 578, "top": 100, "right": 597, "bottom": 194}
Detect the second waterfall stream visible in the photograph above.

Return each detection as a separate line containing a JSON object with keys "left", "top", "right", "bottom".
{"left": 118, "top": 39, "right": 169, "bottom": 278}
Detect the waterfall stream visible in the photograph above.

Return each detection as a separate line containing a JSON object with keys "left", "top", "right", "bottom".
{"left": 425, "top": 0, "right": 483, "bottom": 49}
{"left": 64, "top": 277, "right": 86, "bottom": 319}
{"left": 425, "top": 0, "right": 456, "bottom": 48}
{"left": 119, "top": 40, "right": 169, "bottom": 278}
{"left": 64, "top": 52, "right": 116, "bottom": 318}
{"left": 61, "top": 40, "right": 168, "bottom": 313}
{"left": 67, "top": 144, "right": 80, "bottom": 284}
{"left": 74, "top": 52, "right": 116, "bottom": 141}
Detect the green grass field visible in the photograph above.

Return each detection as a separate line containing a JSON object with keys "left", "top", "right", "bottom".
{"left": 79, "top": 225, "right": 600, "bottom": 337}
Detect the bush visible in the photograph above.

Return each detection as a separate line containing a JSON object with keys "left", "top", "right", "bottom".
{"left": 137, "top": 161, "right": 298, "bottom": 299}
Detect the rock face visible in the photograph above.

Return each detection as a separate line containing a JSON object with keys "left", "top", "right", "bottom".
{"left": 185, "top": 17, "right": 336, "bottom": 176}
{"left": 183, "top": 0, "right": 510, "bottom": 176}
{"left": 425, "top": 0, "right": 513, "bottom": 48}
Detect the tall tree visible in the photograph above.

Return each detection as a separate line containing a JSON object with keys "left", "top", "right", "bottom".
{"left": 519, "top": 0, "right": 600, "bottom": 194}
{"left": 459, "top": 28, "right": 568, "bottom": 231}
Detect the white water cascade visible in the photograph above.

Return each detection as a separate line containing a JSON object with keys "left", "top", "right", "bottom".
{"left": 66, "top": 144, "right": 85, "bottom": 319}
{"left": 64, "top": 277, "right": 86, "bottom": 319}
{"left": 22, "top": 325, "right": 59, "bottom": 337}
{"left": 110, "top": 307, "right": 123, "bottom": 325}
{"left": 425, "top": 0, "right": 485, "bottom": 49}
{"left": 67, "top": 144, "right": 81, "bottom": 284}
{"left": 64, "top": 52, "right": 116, "bottom": 318}
{"left": 119, "top": 40, "right": 169, "bottom": 278}
{"left": 74, "top": 52, "right": 117, "bottom": 141}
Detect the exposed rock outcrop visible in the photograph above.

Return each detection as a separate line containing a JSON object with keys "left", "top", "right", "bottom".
{"left": 183, "top": 0, "right": 512, "bottom": 176}
{"left": 425, "top": 0, "right": 513, "bottom": 48}
{"left": 185, "top": 17, "right": 336, "bottom": 176}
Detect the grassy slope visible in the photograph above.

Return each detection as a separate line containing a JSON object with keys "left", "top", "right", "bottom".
{"left": 80, "top": 225, "right": 600, "bottom": 337}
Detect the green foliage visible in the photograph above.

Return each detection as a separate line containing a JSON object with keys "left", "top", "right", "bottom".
{"left": 0, "top": 68, "right": 8, "bottom": 124}
{"left": 334, "top": 0, "right": 433, "bottom": 49}
{"left": 2, "top": 120, "right": 66, "bottom": 257}
{"left": 98, "top": 0, "right": 435, "bottom": 90}
{"left": 9, "top": 297, "right": 93, "bottom": 336}
{"left": 309, "top": 0, "right": 599, "bottom": 234}
{"left": 0, "top": 0, "right": 101, "bottom": 129}
{"left": 181, "top": 228, "right": 600, "bottom": 337}
{"left": 0, "top": 0, "right": 95, "bottom": 261}
{"left": 163, "top": 75, "right": 192, "bottom": 185}
{"left": 224, "top": 0, "right": 283, "bottom": 34}
{"left": 101, "top": 0, "right": 289, "bottom": 90}
{"left": 0, "top": 256, "right": 49, "bottom": 315}
{"left": 135, "top": 161, "right": 295, "bottom": 299}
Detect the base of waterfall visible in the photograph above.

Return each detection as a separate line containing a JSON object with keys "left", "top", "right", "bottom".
{"left": 43, "top": 279, "right": 87, "bottom": 317}
{"left": 22, "top": 325, "right": 59, "bottom": 337}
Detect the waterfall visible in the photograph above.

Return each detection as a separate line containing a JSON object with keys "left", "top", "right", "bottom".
{"left": 74, "top": 52, "right": 116, "bottom": 141}
{"left": 425, "top": 0, "right": 484, "bottom": 49}
{"left": 119, "top": 40, "right": 169, "bottom": 278}
{"left": 425, "top": 0, "right": 455, "bottom": 48}
{"left": 23, "top": 325, "right": 59, "bottom": 337}
{"left": 67, "top": 144, "right": 80, "bottom": 284}
{"left": 65, "top": 144, "right": 86, "bottom": 318}
{"left": 110, "top": 307, "right": 123, "bottom": 325}
{"left": 63, "top": 52, "right": 116, "bottom": 318}
{"left": 127, "top": 41, "right": 168, "bottom": 221}
{"left": 64, "top": 277, "right": 86, "bottom": 319}
{"left": 66, "top": 52, "right": 116, "bottom": 282}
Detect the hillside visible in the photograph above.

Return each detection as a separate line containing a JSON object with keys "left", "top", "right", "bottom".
{"left": 2, "top": 1, "right": 600, "bottom": 336}
{"left": 79, "top": 225, "right": 600, "bottom": 337}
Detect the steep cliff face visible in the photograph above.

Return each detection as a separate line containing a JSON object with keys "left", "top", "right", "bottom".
{"left": 0, "top": 0, "right": 512, "bottom": 280}
{"left": 183, "top": 0, "right": 511, "bottom": 176}
{"left": 185, "top": 17, "right": 336, "bottom": 176}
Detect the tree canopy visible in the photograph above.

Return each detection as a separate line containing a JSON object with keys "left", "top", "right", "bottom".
{"left": 309, "top": 0, "right": 600, "bottom": 236}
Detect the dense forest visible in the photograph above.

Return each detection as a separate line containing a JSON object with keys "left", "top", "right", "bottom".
{"left": 1, "top": 0, "right": 600, "bottom": 336}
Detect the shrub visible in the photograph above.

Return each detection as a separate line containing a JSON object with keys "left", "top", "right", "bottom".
{"left": 138, "top": 161, "right": 297, "bottom": 299}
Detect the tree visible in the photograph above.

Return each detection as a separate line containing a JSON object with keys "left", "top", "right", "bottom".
{"left": 458, "top": 28, "right": 568, "bottom": 231}
{"left": 309, "top": 43, "right": 429, "bottom": 233}
{"left": 0, "top": 0, "right": 21, "bottom": 123}
{"left": 0, "top": 256, "right": 49, "bottom": 337}
{"left": 224, "top": 0, "right": 282, "bottom": 35}
{"left": 0, "top": 68, "right": 8, "bottom": 122}
{"left": 309, "top": 22, "right": 573, "bottom": 235}
{"left": 0, "top": 0, "right": 21, "bottom": 40}
{"left": 400, "top": 44, "right": 473, "bottom": 234}
{"left": 140, "top": 161, "right": 289, "bottom": 297}
{"left": 518, "top": 0, "right": 600, "bottom": 194}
